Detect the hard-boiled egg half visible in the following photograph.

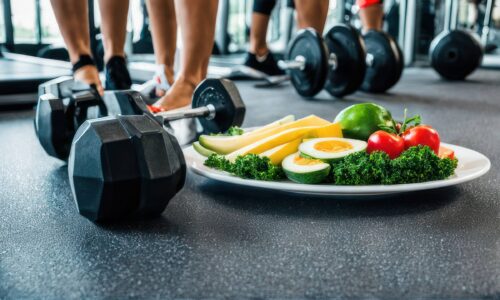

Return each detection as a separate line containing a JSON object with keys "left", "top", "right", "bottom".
{"left": 299, "top": 137, "right": 367, "bottom": 163}
{"left": 282, "top": 152, "right": 331, "bottom": 184}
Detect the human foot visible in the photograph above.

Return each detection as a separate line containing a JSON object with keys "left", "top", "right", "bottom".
{"left": 74, "top": 64, "right": 104, "bottom": 96}
{"left": 153, "top": 77, "right": 196, "bottom": 111}
{"left": 244, "top": 51, "right": 285, "bottom": 76}
{"left": 105, "top": 56, "right": 132, "bottom": 90}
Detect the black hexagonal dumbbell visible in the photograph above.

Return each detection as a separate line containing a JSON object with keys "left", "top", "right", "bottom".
{"left": 35, "top": 77, "right": 151, "bottom": 160}
{"left": 68, "top": 78, "right": 245, "bottom": 222}
{"left": 69, "top": 114, "right": 186, "bottom": 221}
{"left": 35, "top": 77, "right": 106, "bottom": 159}
{"left": 35, "top": 77, "right": 244, "bottom": 160}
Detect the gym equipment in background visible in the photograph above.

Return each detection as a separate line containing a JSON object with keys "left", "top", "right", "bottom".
{"left": 278, "top": 25, "right": 403, "bottom": 98}
{"left": 429, "top": 0, "right": 483, "bottom": 80}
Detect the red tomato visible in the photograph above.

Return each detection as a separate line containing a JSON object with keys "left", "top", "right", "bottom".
{"left": 367, "top": 130, "right": 405, "bottom": 159}
{"left": 438, "top": 146, "right": 455, "bottom": 159}
{"left": 402, "top": 125, "right": 440, "bottom": 154}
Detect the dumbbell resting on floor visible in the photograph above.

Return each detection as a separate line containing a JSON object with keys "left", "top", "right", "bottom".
{"left": 35, "top": 77, "right": 245, "bottom": 160}
{"left": 429, "top": 30, "right": 483, "bottom": 80}
{"left": 35, "top": 76, "right": 151, "bottom": 160}
{"left": 278, "top": 25, "right": 403, "bottom": 98}
{"left": 67, "top": 79, "right": 245, "bottom": 222}
{"left": 278, "top": 26, "right": 362, "bottom": 97}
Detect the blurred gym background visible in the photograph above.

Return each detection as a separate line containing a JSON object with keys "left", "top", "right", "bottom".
{"left": 1, "top": 0, "right": 499, "bottom": 104}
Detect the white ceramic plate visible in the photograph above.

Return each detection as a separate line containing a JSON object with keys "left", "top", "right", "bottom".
{"left": 183, "top": 143, "right": 490, "bottom": 196}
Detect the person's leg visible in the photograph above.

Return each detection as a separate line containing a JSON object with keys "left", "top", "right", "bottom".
{"left": 50, "top": 0, "right": 103, "bottom": 95}
{"left": 244, "top": 0, "right": 284, "bottom": 76}
{"left": 146, "top": 0, "right": 177, "bottom": 96}
{"left": 99, "top": 0, "right": 132, "bottom": 90}
{"left": 467, "top": 0, "right": 480, "bottom": 29}
{"left": 99, "top": 0, "right": 129, "bottom": 61}
{"left": 294, "top": 0, "right": 329, "bottom": 33}
{"left": 357, "top": 0, "right": 384, "bottom": 31}
{"left": 154, "top": 0, "right": 218, "bottom": 111}
{"left": 249, "top": 0, "right": 276, "bottom": 56}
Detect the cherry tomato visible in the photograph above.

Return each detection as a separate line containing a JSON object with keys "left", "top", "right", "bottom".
{"left": 402, "top": 125, "right": 440, "bottom": 154}
{"left": 367, "top": 130, "right": 405, "bottom": 159}
{"left": 438, "top": 146, "right": 455, "bottom": 159}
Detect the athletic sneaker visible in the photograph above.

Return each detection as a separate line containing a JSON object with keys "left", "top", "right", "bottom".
{"left": 243, "top": 52, "right": 285, "bottom": 76}
{"left": 105, "top": 56, "right": 132, "bottom": 90}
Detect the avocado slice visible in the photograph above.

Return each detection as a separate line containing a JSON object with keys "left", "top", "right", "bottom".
{"left": 193, "top": 141, "right": 217, "bottom": 157}
{"left": 282, "top": 152, "right": 330, "bottom": 184}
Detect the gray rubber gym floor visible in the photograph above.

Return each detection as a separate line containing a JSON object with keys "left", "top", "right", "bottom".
{"left": 1, "top": 68, "right": 499, "bottom": 299}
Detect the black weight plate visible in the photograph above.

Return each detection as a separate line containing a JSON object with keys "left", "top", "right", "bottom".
{"left": 286, "top": 28, "right": 329, "bottom": 98}
{"left": 323, "top": 24, "right": 366, "bottom": 98}
{"left": 35, "top": 94, "right": 70, "bottom": 159}
{"left": 38, "top": 76, "right": 75, "bottom": 99}
{"left": 192, "top": 79, "right": 245, "bottom": 134}
{"left": 391, "top": 35, "right": 404, "bottom": 88}
{"left": 361, "top": 30, "right": 402, "bottom": 93}
{"left": 429, "top": 30, "right": 483, "bottom": 80}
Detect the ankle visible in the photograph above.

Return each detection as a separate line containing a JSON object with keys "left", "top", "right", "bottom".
{"left": 74, "top": 64, "right": 98, "bottom": 77}
{"left": 176, "top": 75, "right": 201, "bottom": 90}
{"left": 104, "top": 52, "right": 126, "bottom": 64}
{"left": 161, "top": 65, "right": 175, "bottom": 85}
{"left": 73, "top": 65, "right": 101, "bottom": 88}
{"left": 250, "top": 45, "right": 269, "bottom": 57}
{"left": 68, "top": 44, "right": 92, "bottom": 64}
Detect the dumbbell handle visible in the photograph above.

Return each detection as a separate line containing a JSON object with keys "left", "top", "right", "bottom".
{"left": 278, "top": 56, "right": 306, "bottom": 70}
{"left": 280, "top": 52, "right": 375, "bottom": 71}
{"left": 278, "top": 54, "right": 339, "bottom": 70}
{"left": 155, "top": 104, "right": 216, "bottom": 122}
{"left": 365, "top": 53, "right": 374, "bottom": 67}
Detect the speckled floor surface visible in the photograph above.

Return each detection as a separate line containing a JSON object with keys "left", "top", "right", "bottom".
{"left": 1, "top": 68, "right": 499, "bottom": 299}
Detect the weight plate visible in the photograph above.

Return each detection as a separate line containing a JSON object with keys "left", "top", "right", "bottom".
{"left": 429, "top": 30, "right": 483, "bottom": 80}
{"left": 35, "top": 94, "right": 70, "bottom": 159}
{"left": 192, "top": 79, "right": 245, "bottom": 134}
{"left": 323, "top": 24, "right": 367, "bottom": 98}
{"left": 286, "top": 28, "right": 329, "bottom": 97}
{"left": 361, "top": 30, "right": 403, "bottom": 93}
{"left": 391, "top": 35, "right": 404, "bottom": 88}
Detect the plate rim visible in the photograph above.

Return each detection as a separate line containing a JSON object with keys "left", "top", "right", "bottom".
{"left": 184, "top": 142, "right": 491, "bottom": 195}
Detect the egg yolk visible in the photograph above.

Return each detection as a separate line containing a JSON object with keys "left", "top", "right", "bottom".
{"left": 294, "top": 156, "right": 322, "bottom": 166}
{"left": 313, "top": 140, "right": 353, "bottom": 153}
